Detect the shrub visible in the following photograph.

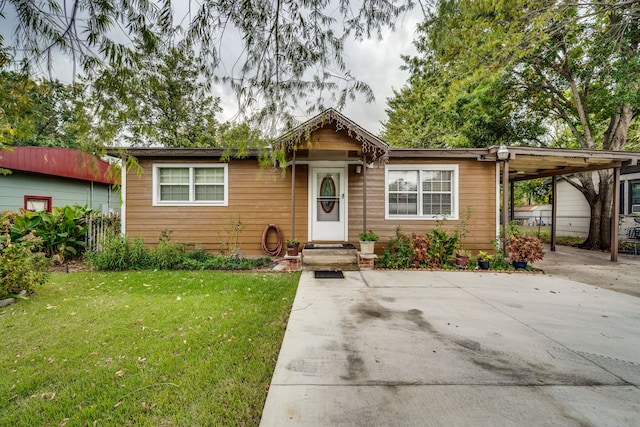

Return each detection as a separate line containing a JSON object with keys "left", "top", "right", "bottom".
{"left": 379, "top": 227, "right": 414, "bottom": 269}
{"left": 89, "top": 235, "right": 149, "bottom": 271}
{"left": 149, "top": 239, "right": 187, "bottom": 270}
{"left": 506, "top": 234, "right": 545, "bottom": 264}
{"left": 10, "top": 205, "right": 90, "bottom": 261}
{"left": 426, "top": 227, "right": 458, "bottom": 267}
{"left": 90, "top": 233, "right": 273, "bottom": 271}
{"left": 411, "top": 232, "right": 430, "bottom": 267}
{"left": 0, "top": 234, "right": 50, "bottom": 299}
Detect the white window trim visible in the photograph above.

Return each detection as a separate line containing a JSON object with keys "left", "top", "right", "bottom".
{"left": 384, "top": 164, "right": 459, "bottom": 220}
{"left": 152, "top": 163, "right": 228, "bottom": 206}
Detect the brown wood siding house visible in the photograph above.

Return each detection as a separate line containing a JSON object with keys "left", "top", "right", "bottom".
{"left": 119, "top": 109, "right": 501, "bottom": 256}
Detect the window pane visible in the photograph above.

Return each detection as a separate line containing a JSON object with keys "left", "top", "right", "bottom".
{"left": 389, "top": 193, "right": 417, "bottom": 215}
{"left": 388, "top": 171, "right": 418, "bottom": 192}
{"left": 423, "top": 193, "right": 452, "bottom": 215}
{"left": 195, "top": 168, "right": 224, "bottom": 184}
{"left": 632, "top": 182, "right": 640, "bottom": 205}
{"left": 27, "top": 199, "right": 49, "bottom": 211}
{"left": 159, "top": 168, "right": 189, "bottom": 184}
{"left": 160, "top": 185, "right": 189, "bottom": 201}
{"left": 195, "top": 185, "right": 224, "bottom": 201}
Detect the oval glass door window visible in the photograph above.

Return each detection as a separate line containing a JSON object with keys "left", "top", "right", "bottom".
{"left": 320, "top": 175, "right": 336, "bottom": 213}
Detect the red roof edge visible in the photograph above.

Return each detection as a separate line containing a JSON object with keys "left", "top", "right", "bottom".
{"left": 0, "top": 147, "right": 119, "bottom": 185}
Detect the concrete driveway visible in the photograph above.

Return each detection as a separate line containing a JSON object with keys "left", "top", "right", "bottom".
{"left": 260, "top": 270, "right": 640, "bottom": 426}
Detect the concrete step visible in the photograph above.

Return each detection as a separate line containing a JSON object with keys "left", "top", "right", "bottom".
{"left": 302, "top": 247, "right": 359, "bottom": 271}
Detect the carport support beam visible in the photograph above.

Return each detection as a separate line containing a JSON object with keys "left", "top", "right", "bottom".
{"left": 551, "top": 177, "right": 557, "bottom": 252}
{"left": 362, "top": 156, "right": 367, "bottom": 233}
{"left": 611, "top": 167, "right": 620, "bottom": 262}
{"left": 502, "top": 159, "right": 509, "bottom": 251}
{"left": 291, "top": 150, "right": 296, "bottom": 240}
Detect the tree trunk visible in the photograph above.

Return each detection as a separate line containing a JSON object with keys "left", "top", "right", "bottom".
{"left": 580, "top": 169, "right": 614, "bottom": 251}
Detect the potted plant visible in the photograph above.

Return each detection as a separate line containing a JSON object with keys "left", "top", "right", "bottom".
{"left": 359, "top": 230, "right": 379, "bottom": 254}
{"left": 285, "top": 238, "right": 300, "bottom": 256}
{"left": 477, "top": 251, "right": 492, "bottom": 270}
{"left": 506, "top": 234, "right": 544, "bottom": 269}
{"left": 455, "top": 248, "right": 471, "bottom": 268}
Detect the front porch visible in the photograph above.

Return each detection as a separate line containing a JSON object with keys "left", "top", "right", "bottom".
{"left": 275, "top": 109, "right": 389, "bottom": 250}
{"left": 283, "top": 243, "right": 378, "bottom": 272}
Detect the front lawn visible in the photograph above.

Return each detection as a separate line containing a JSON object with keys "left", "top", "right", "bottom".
{"left": 0, "top": 271, "right": 299, "bottom": 426}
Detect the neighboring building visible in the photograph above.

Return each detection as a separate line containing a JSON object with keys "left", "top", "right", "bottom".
{"left": 113, "top": 109, "right": 640, "bottom": 257}
{"left": 514, "top": 204, "right": 552, "bottom": 226}
{"left": 555, "top": 166, "right": 640, "bottom": 238}
{"left": 0, "top": 146, "right": 120, "bottom": 214}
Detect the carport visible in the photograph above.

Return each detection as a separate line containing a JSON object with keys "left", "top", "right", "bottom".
{"left": 485, "top": 146, "right": 640, "bottom": 261}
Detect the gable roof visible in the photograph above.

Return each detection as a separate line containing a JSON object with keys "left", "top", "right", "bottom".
{"left": 274, "top": 108, "right": 389, "bottom": 163}
{"left": 0, "top": 146, "right": 118, "bottom": 185}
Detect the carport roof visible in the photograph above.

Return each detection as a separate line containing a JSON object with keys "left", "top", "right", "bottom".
{"left": 389, "top": 146, "right": 640, "bottom": 181}
{"left": 486, "top": 146, "right": 640, "bottom": 181}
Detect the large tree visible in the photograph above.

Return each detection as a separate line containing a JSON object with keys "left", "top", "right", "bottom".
{"left": 0, "top": 70, "right": 91, "bottom": 149}
{"left": 1, "top": 0, "right": 412, "bottom": 132}
{"left": 384, "top": 0, "right": 640, "bottom": 250}
{"left": 90, "top": 37, "right": 222, "bottom": 147}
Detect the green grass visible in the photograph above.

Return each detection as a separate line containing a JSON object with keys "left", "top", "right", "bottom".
{"left": 0, "top": 270, "right": 299, "bottom": 426}
{"left": 515, "top": 225, "right": 585, "bottom": 246}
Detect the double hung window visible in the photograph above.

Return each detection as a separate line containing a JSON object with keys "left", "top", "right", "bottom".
{"left": 385, "top": 165, "right": 458, "bottom": 219}
{"left": 153, "top": 164, "right": 228, "bottom": 206}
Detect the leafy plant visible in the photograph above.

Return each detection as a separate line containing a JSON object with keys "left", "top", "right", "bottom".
{"left": 0, "top": 234, "right": 50, "bottom": 299}
{"left": 359, "top": 229, "right": 379, "bottom": 242}
{"left": 426, "top": 227, "right": 458, "bottom": 267}
{"left": 10, "top": 205, "right": 90, "bottom": 261}
{"left": 379, "top": 227, "right": 413, "bottom": 269}
{"left": 411, "top": 232, "right": 430, "bottom": 267}
{"left": 477, "top": 251, "right": 492, "bottom": 262}
{"left": 88, "top": 235, "right": 150, "bottom": 271}
{"left": 506, "top": 234, "right": 545, "bottom": 264}
{"left": 90, "top": 233, "right": 273, "bottom": 271}
{"left": 286, "top": 238, "right": 300, "bottom": 246}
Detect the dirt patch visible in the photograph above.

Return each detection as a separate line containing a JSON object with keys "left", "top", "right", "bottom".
{"left": 537, "top": 245, "right": 640, "bottom": 298}
{"left": 49, "top": 260, "right": 92, "bottom": 273}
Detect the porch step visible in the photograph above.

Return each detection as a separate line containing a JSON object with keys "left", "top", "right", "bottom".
{"left": 302, "top": 247, "right": 359, "bottom": 271}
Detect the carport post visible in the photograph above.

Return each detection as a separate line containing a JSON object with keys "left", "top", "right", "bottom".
{"left": 551, "top": 177, "right": 557, "bottom": 251}
{"left": 611, "top": 167, "right": 620, "bottom": 262}
{"left": 363, "top": 157, "right": 368, "bottom": 233}
{"left": 291, "top": 150, "right": 296, "bottom": 240}
{"left": 502, "top": 159, "right": 509, "bottom": 250}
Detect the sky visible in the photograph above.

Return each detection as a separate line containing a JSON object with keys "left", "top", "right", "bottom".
{"left": 2, "top": 2, "right": 424, "bottom": 137}
{"left": 200, "top": 7, "right": 423, "bottom": 135}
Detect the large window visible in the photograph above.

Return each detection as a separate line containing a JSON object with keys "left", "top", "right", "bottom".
{"left": 385, "top": 165, "right": 458, "bottom": 219}
{"left": 153, "top": 164, "right": 228, "bottom": 206}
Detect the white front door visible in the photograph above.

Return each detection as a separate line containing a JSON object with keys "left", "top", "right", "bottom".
{"left": 310, "top": 167, "right": 347, "bottom": 241}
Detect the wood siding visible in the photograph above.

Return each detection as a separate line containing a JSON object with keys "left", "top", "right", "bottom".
{"left": 125, "top": 155, "right": 497, "bottom": 257}
{"left": 125, "top": 158, "right": 308, "bottom": 256}
{"left": 348, "top": 159, "right": 497, "bottom": 255}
